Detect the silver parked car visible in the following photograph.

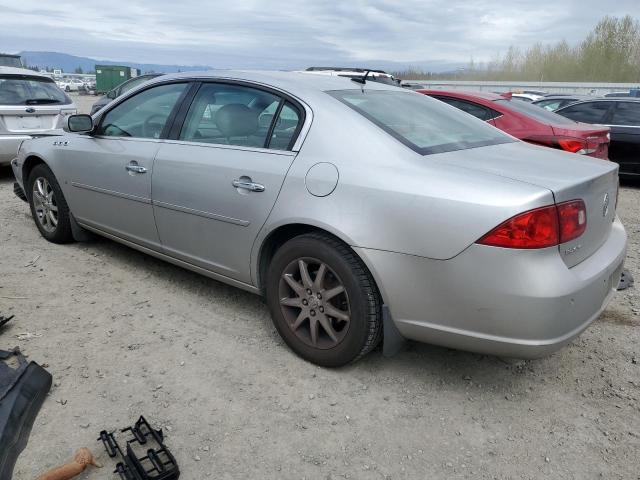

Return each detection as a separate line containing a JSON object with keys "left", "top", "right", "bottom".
{"left": 0, "top": 67, "right": 77, "bottom": 166}
{"left": 11, "top": 72, "right": 627, "bottom": 367}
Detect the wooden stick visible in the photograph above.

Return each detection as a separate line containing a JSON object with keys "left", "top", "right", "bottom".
{"left": 36, "top": 448, "right": 101, "bottom": 480}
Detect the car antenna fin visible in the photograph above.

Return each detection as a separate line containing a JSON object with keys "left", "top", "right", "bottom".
{"left": 350, "top": 70, "right": 371, "bottom": 86}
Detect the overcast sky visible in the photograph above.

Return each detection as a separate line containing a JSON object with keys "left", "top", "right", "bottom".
{"left": 0, "top": 0, "right": 637, "bottom": 70}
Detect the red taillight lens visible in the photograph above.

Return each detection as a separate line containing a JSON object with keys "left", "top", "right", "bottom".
{"left": 477, "top": 200, "right": 587, "bottom": 249}
{"left": 477, "top": 205, "right": 559, "bottom": 249}
{"left": 557, "top": 138, "right": 588, "bottom": 154}
{"left": 557, "top": 200, "right": 587, "bottom": 243}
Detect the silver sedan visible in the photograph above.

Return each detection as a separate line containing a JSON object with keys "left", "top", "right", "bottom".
{"left": 10, "top": 71, "right": 627, "bottom": 367}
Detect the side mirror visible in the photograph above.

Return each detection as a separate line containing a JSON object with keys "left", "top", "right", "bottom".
{"left": 65, "top": 114, "right": 94, "bottom": 133}
{"left": 106, "top": 90, "right": 117, "bottom": 99}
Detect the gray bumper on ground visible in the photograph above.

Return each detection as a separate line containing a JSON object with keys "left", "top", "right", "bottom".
{"left": 356, "top": 217, "right": 627, "bottom": 358}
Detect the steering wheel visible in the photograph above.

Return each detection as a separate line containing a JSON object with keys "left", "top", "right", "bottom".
{"left": 143, "top": 114, "right": 167, "bottom": 138}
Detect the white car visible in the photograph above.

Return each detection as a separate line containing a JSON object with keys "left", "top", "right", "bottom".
{"left": 56, "top": 78, "right": 85, "bottom": 92}
{"left": 0, "top": 67, "right": 76, "bottom": 166}
{"left": 511, "top": 93, "right": 544, "bottom": 103}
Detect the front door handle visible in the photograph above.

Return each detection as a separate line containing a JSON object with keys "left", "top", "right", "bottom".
{"left": 232, "top": 179, "right": 265, "bottom": 192}
{"left": 126, "top": 162, "right": 147, "bottom": 174}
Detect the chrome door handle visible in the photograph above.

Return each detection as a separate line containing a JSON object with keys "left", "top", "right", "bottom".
{"left": 232, "top": 179, "right": 265, "bottom": 192}
{"left": 126, "top": 164, "right": 147, "bottom": 174}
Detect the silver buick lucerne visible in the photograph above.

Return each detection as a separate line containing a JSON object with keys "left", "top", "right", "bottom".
{"left": 11, "top": 71, "right": 627, "bottom": 367}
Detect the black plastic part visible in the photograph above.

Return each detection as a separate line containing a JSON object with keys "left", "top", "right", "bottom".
{"left": 382, "top": 305, "right": 406, "bottom": 357}
{"left": 13, "top": 182, "right": 27, "bottom": 202}
{"left": 0, "top": 350, "right": 52, "bottom": 480}
{"left": 617, "top": 268, "right": 634, "bottom": 291}
{"left": 99, "top": 416, "right": 179, "bottom": 480}
{"left": 0, "top": 315, "right": 14, "bottom": 329}
{"left": 69, "top": 212, "right": 94, "bottom": 242}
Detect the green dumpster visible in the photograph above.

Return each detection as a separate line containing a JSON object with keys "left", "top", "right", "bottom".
{"left": 94, "top": 65, "right": 141, "bottom": 93}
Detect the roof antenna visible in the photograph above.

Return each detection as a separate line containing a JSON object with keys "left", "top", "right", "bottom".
{"left": 350, "top": 70, "right": 371, "bottom": 86}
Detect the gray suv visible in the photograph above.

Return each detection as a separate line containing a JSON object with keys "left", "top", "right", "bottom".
{"left": 0, "top": 67, "right": 76, "bottom": 165}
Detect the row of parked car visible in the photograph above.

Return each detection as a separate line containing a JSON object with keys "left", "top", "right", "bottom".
{"left": 2, "top": 65, "right": 639, "bottom": 179}
{"left": 415, "top": 89, "right": 640, "bottom": 177}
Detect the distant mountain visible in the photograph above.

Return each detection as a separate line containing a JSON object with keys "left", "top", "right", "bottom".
{"left": 18, "top": 51, "right": 211, "bottom": 74}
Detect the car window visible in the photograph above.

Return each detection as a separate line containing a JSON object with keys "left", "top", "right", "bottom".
{"left": 436, "top": 97, "right": 500, "bottom": 121}
{"left": 535, "top": 99, "right": 563, "bottom": 111}
{"left": 268, "top": 102, "right": 301, "bottom": 150}
{"left": 0, "top": 75, "right": 71, "bottom": 105}
{"left": 97, "top": 82, "right": 187, "bottom": 139}
{"left": 610, "top": 102, "right": 640, "bottom": 126}
{"left": 179, "top": 83, "right": 284, "bottom": 149}
{"left": 495, "top": 98, "right": 577, "bottom": 125}
{"left": 556, "top": 101, "right": 612, "bottom": 124}
{"left": 118, "top": 76, "right": 154, "bottom": 96}
{"left": 329, "top": 90, "right": 514, "bottom": 155}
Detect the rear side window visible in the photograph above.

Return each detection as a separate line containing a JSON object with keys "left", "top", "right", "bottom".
{"left": 0, "top": 75, "right": 71, "bottom": 105}
{"left": 610, "top": 102, "right": 640, "bottom": 126}
{"left": 495, "top": 98, "right": 576, "bottom": 125}
{"left": 269, "top": 102, "right": 301, "bottom": 150}
{"left": 329, "top": 90, "right": 513, "bottom": 155}
{"left": 556, "top": 101, "right": 612, "bottom": 124}
{"left": 179, "top": 83, "right": 301, "bottom": 150}
{"left": 435, "top": 97, "right": 501, "bottom": 121}
{"left": 534, "top": 99, "right": 565, "bottom": 111}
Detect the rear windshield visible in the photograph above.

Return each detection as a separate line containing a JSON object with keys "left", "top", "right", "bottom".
{"left": 329, "top": 89, "right": 513, "bottom": 155}
{"left": 0, "top": 75, "right": 71, "bottom": 105}
{"left": 495, "top": 98, "right": 576, "bottom": 125}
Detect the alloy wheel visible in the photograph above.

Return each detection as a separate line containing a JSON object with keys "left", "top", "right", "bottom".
{"left": 32, "top": 177, "right": 58, "bottom": 233}
{"left": 278, "top": 257, "right": 351, "bottom": 349}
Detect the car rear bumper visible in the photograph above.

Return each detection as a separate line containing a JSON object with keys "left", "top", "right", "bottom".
{"left": 355, "top": 217, "right": 627, "bottom": 358}
{"left": 0, "top": 135, "right": 31, "bottom": 165}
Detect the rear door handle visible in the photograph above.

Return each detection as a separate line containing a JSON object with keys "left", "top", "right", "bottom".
{"left": 126, "top": 162, "right": 147, "bottom": 174}
{"left": 232, "top": 179, "right": 265, "bottom": 192}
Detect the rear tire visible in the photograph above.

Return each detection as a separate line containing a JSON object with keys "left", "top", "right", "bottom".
{"left": 266, "top": 233, "right": 382, "bottom": 367}
{"left": 27, "top": 164, "right": 74, "bottom": 244}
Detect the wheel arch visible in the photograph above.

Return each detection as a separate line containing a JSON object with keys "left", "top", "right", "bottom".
{"left": 21, "top": 155, "right": 48, "bottom": 195}
{"left": 254, "top": 222, "right": 387, "bottom": 304}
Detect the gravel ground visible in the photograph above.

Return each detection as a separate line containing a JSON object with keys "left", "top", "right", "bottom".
{"left": 0, "top": 161, "right": 638, "bottom": 479}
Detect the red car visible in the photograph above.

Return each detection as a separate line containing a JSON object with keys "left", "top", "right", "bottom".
{"left": 418, "top": 90, "right": 610, "bottom": 160}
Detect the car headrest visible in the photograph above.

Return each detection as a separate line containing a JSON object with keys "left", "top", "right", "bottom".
{"left": 215, "top": 104, "right": 259, "bottom": 137}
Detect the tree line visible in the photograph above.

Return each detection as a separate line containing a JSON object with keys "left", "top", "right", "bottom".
{"left": 395, "top": 15, "right": 640, "bottom": 82}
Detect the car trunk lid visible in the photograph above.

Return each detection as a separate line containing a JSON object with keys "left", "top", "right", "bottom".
{"left": 433, "top": 141, "right": 619, "bottom": 267}
{"left": 551, "top": 123, "right": 610, "bottom": 160}
{"left": 0, "top": 104, "right": 67, "bottom": 134}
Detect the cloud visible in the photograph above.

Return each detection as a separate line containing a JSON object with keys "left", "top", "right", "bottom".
{"left": 0, "top": 0, "right": 637, "bottom": 70}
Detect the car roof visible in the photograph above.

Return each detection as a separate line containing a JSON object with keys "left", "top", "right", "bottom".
{"left": 0, "top": 66, "right": 52, "bottom": 78}
{"left": 417, "top": 89, "right": 504, "bottom": 102}
{"left": 149, "top": 70, "right": 400, "bottom": 98}
{"left": 559, "top": 97, "right": 640, "bottom": 105}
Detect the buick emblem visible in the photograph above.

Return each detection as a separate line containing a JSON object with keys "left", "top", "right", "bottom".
{"left": 602, "top": 193, "right": 610, "bottom": 217}
{"left": 25, "top": 107, "right": 36, "bottom": 113}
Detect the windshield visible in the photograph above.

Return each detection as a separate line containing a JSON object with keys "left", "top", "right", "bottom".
{"left": 329, "top": 89, "right": 514, "bottom": 155}
{"left": 495, "top": 98, "right": 576, "bottom": 125}
{"left": 0, "top": 75, "right": 71, "bottom": 105}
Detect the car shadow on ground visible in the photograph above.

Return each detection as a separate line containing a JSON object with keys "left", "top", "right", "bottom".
{"left": 0, "top": 163, "right": 553, "bottom": 386}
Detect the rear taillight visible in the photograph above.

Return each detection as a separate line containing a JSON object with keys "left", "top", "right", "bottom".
{"left": 557, "top": 200, "right": 587, "bottom": 243}
{"left": 477, "top": 200, "right": 587, "bottom": 249}
{"left": 557, "top": 138, "right": 595, "bottom": 155}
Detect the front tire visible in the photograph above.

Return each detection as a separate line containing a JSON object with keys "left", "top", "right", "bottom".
{"left": 27, "top": 164, "right": 74, "bottom": 244}
{"left": 266, "top": 233, "right": 382, "bottom": 367}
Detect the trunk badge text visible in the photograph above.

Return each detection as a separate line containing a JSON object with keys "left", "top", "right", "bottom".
{"left": 602, "top": 193, "right": 610, "bottom": 217}
{"left": 53, "top": 141, "right": 69, "bottom": 146}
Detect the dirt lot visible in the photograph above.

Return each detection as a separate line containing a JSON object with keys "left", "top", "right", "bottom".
{"left": 0, "top": 160, "right": 638, "bottom": 479}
